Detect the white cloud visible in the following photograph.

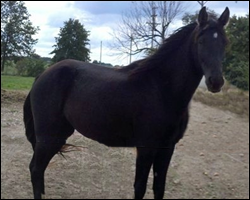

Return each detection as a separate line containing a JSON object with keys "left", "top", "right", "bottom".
{"left": 25, "top": 1, "right": 78, "bottom": 57}
{"left": 24, "top": 1, "right": 249, "bottom": 66}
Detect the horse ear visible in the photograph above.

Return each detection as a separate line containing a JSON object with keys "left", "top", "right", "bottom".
{"left": 198, "top": 6, "right": 208, "bottom": 27}
{"left": 218, "top": 7, "right": 230, "bottom": 28}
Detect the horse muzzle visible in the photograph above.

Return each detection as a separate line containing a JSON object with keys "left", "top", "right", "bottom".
{"left": 205, "top": 76, "right": 224, "bottom": 93}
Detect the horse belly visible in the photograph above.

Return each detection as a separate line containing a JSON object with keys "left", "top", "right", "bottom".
{"left": 66, "top": 110, "right": 135, "bottom": 147}
{"left": 94, "top": 134, "right": 135, "bottom": 147}
{"left": 76, "top": 124, "right": 135, "bottom": 147}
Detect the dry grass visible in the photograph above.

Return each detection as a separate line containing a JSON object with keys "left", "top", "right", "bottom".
{"left": 193, "top": 83, "right": 249, "bottom": 118}
{"left": 1, "top": 89, "right": 28, "bottom": 103}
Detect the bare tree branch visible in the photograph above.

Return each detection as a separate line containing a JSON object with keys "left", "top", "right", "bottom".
{"left": 109, "top": 1, "right": 186, "bottom": 61}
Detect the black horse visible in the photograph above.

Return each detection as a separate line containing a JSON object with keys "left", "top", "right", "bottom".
{"left": 24, "top": 7, "right": 229, "bottom": 199}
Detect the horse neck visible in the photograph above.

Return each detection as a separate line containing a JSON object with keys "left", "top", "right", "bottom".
{"left": 156, "top": 39, "right": 203, "bottom": 112}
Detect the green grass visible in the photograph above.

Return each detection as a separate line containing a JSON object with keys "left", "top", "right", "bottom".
{"left": 1, "top": 75, "right": 35, "bottom": 90}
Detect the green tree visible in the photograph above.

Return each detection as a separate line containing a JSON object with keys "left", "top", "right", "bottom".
{"left": 1, "top": 1, "right": 39, "bottom": 72}
{"left": 16, "top": 55, "right": 47, "bottom": 77}
{"left": 182, "top": 9, "right": 218, "bottom": 25}
{"left": 224, "top": 14, "right": 249, "bottom": 90}
{"left": 50, "top": 18, "right": 90, "bottom": 63}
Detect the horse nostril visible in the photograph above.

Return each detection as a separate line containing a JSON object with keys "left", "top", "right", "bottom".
{"left": 208, "top": 76, "right": 224, "bottom": 88}
{"left": 208, "top": 77, "right": 213, "bottom": 85}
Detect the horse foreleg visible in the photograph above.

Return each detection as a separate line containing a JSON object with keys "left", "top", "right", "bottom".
{"left": 152, "top": 147, "right": 175, "bottom": 199}
{"left": 134, "top": 147, "right": 157, "bottom": 199}
{"left": 30, "top": 142, "right": 64, "bottom": 199}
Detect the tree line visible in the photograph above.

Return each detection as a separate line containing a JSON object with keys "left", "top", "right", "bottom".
{"left": 1, "top": 1, "right": 90, "bottom": 77}
{"left": 1, "top": 1, "right": 248, "bottom": 90}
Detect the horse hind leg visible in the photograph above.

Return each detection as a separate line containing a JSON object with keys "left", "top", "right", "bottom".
{"left": 30, "top": 141, "right": 65, "bottom": 199}
{"left": 30, "top": 119, "right": 74, "bottom": 199}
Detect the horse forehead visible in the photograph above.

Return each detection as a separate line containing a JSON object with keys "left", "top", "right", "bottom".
{"left": 202, "top": 20, "right": 218, "bottom": 30}
{"left": 198, "top": 20, "right": 222, "bottom": 39}
{"left": 208, "top": 19, "right": 219, "bottom": 27}
{"left": 204, "top": 24, "right": 222, "bottom": 39}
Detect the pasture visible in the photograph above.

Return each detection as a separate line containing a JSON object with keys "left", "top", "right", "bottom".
{"left": 1, "top": 75, "right": 34, "bottom": 90}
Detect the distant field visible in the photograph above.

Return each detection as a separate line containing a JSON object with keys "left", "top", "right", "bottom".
{"left": 1, "top": 75, "right": 34, "bottom": 90}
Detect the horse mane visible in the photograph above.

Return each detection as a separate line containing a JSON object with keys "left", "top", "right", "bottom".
{"left": 129, "top": 22, "right": 198, "bottom": 76}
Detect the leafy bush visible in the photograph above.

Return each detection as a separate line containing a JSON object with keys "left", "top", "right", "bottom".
{"left": 2, "top": 60, "right": 17, "bottom": 76}
{"left": 224, "top": 60, "right": 249, "bottom": 91}
{"left": 16, "top": 58, "right": 46, "bottom": 77}
{"left": 224, "top": 14, "right": 249, "bottom": 91}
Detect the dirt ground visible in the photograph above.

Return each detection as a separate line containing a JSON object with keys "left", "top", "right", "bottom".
{"left": 1, "top": 91, "right": 249, "bottom": 199}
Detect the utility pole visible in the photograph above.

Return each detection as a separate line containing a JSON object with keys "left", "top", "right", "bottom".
{"left": 147, "top": 2, "right": 159, "bottom": 49}
{"left": 197, "top": 1, "right": 208, "bottom": 8}
{"left": 151, "top": 5, "right": 157, "bottom": 49}
{"left": 100, "top": 41, "right": 102, "bottom": 63}
{"left": 129, "top": 34, "right": 133, "bottom": 64}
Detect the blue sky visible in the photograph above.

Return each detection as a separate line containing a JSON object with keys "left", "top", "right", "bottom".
{"left": 24, "top": 1, "right": 249, "bottom": 66}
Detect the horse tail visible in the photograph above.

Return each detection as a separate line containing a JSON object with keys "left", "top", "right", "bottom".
{"left": 24, "top": 91, "right": 36, "bottom": 150}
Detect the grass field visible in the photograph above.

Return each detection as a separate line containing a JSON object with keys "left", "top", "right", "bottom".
{"left": 1, "top": 75, "right": 34, "bottom": 90}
